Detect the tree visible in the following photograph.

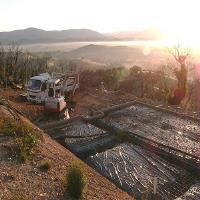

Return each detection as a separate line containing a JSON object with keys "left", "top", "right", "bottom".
{"left": 167, "top": 44, "right": 190, "bottom": 105}
{"left": 0, "top": 43, "right": 52, "bottom": 88}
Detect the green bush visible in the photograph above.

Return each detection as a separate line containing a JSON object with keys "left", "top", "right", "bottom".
{"left": 39, "top": 159, "right": 53, "bottom": 171}
{"left": 16, "top": 133, "right": 38, "bottom": 161}
{"left": 103, "top": 67, "right": 127, "bottom": 90}
{"left": 67, "top": 163, "right": 86, "bottom": 199}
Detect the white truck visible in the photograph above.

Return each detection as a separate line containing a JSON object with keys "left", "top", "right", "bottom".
{"left": 27, "top": 72, "right": 79, "bottom": 105}
{"left": 27, "top": 73, "right": 51, "bottom": 104}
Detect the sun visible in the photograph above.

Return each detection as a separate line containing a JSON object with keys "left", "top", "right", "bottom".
{"left": 160, "top": 25, "right": 200, "bottom": 48}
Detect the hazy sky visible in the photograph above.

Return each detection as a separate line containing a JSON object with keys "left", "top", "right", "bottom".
{"left": 0, "top": 0, "right": 199, "bottom": 35}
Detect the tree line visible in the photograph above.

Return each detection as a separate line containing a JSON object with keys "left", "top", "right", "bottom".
{"left": 0, "top": 43, "right": 50, "bottom": 88}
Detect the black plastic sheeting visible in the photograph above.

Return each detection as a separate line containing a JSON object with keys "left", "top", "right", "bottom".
{"left": 59, "top": 121, "right": 118, "bottom": 158}
{"left": 87, "top": 143, "right": 193, "bottom": 200}
{"left": 176, "top": 183, "right": 200, "bottom": 200}
{"left": 48, "top": 104, "right": 200, "bottom": 199}
{"left": 102, "top": 105, "right": 200, "bottom": 156}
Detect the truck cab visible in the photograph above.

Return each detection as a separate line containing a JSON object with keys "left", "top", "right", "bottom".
{"left": 27, "top": 73, "right": 50, "bottom": 103}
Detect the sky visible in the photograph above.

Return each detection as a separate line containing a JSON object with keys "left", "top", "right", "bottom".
{"left": 0, "top": 0, "right": 200, "bottom": 38}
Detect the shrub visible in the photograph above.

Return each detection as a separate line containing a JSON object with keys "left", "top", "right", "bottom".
{"left": 8, "top": 169, "right": 17, "bottom": 180}
{"left": 16, "top": 133, "right": 39, "bottom": 161}
{"left": 39, "top": 159, "right": 53, "bottom": 171}
{"left": 0, "top": 117, "right": 19, "bottom": 137}
{"left": 66, "top": 163, "right": 86, "bottom": 199}
{"left": 103, "top": 67, "right": 127, "bottom": 90}
{"left": 0, "top": 116, "right": 40, "bottom": 161}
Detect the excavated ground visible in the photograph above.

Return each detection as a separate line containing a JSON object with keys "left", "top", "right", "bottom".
{"left": 44, "top": 103, "right": 200, "bottom": 200}
{"left": 2, "top": 88, "right": 200, "bottom": 200}
{"left": 0, "top": 97, "right": 133, "bottom": 200}
{"left": 101, "top": 104, "right": 200, "bottom": 156}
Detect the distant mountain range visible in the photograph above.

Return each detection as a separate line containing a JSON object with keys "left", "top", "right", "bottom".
{"left": 0, "top": 28, "right": 114, "bottom": 44}
{"left": 0, "top": 27, "right": 164, "bottom": 44}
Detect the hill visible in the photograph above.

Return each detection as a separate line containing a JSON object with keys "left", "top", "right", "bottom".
{"left": 0, "top": 28, "right": 113, "bottom": 44}
{"left": 65, "top": 44, "right": 145, "bottom": 64}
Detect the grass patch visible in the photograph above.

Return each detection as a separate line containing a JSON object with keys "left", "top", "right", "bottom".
{"left": 66, "top": 163, "right": 86, "bottom": 199}
{"left": 38, "top": 159, "right": 53, "bottom": 171}
{"left": 0, "top": 116, "right": 41, "bottom": 161}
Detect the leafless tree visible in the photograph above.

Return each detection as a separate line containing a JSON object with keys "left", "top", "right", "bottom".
{"left": 0, "top": 43, "right": 52, "bottom": 88}
{"left": 169, "top": 44, "right": 190, "bottom": 92}
{"left": 166, "top": 44, "right": 190, "bottom": 105}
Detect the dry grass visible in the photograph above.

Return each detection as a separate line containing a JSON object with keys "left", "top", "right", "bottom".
{"left": 0, "top": 116, "right": 41, "bottom": 161}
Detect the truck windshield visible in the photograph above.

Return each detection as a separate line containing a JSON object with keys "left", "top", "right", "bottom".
{"left": 28, "top": 79, "right": 42, "bottom": 90}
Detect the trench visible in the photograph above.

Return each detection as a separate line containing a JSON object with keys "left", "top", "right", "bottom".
{"left": 39, "top": 101, "right": 200, "bottom": 200}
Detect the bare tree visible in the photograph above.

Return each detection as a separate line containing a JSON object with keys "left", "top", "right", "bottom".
{"left": 0, "top": 43, "right": 22, "bottom": 88}
{"left": 169, "top": 44, "right": 190, "bottom": 92}
{"left": 0, "top": 43, "right": 53, "bottom": 88}
{"left": 167, "top": 44, "right": 190, "bottom": 105}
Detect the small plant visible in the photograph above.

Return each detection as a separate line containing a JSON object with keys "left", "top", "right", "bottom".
{"left": 16, "top": 132, "right": 39, "bottom": 161}
{"left": 39, "top": 159, "right": 53, "bottom": 171}
{"left": 66, "top": 163, "right": 86, "bottom": 199}
{"left": 0, "top": 116, "right": 41, "bottom": 161}
{"left": 8, "top": 169, "right": 17, "bottom": 180}
{"left": 0, "top": 117, "right": 19, "bottom": 137}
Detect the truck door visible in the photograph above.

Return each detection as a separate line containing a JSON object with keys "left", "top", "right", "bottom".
{"left": 41, "top": 82, "right": 47, "bottom": 102}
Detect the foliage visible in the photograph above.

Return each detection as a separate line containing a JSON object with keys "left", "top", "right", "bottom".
{"left": 16, "top": 132, "right": 39, "bottom": 161}
{"left": 0, "top": 117, "right": 40, "bottom": 161}
{"left": 120, "top": 66, "right": 165, "bottom": 100}
{"left": 66, "top": 163, "right": 86, "bottom": 199}
{"left": 103, "top": 67, "right": 127, "bottom": 90}
{"left": 38, "top": 159, "right": 53, "bottom": 171}
{"left": 0, "top": 117, "right": 19, "bottom": 137}
{"left": 8, "top": 169, "right": 17, "bottom": 180}
{"left": 0, "top": 43, "right": 50, "bottom": 87}
{"left": 79, "top": 66, "right": 128, "bottom": 91}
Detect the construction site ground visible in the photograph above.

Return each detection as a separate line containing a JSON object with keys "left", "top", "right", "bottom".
{"left": 1, "top": 87, "right": 200, "bottom": 200}
{"left": 0, "top": 87, "right": 134, "bottom": 200}
{"left": 0, "top": 88, "right": 137, "bottom": 121}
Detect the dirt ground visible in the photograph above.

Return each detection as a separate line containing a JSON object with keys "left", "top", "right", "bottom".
{"left": 0, "top": 88, "right": 43, "bottom": 121}
{"left": 0, "top": 88, "right": 134, "bottom": 200}
{"left": 0, "top": 88, "right": 136, "bottom": 121}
